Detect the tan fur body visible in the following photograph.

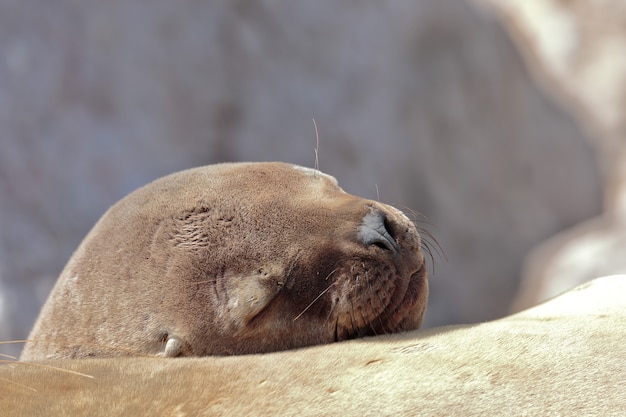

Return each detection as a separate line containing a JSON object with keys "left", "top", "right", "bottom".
{"left": 20, "top": 162, "right": 427, "bottom": 359}
{"left": 3, "top": 276, "right": 625, "bottom": 416}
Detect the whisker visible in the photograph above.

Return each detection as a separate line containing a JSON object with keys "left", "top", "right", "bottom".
{"left": 420, "top": 239, "right": 436, "bottom": 276}
{"left": 4, "top": 339, "right": 153, "bottom": 357}
{"left": 0, "top": 360, "right": 94, "bottom": 379}
{"left": 313, "top": 117, "right": 320, "bottom": 177}
{"left": 293, "top": 282, "right": 336, "bottom": 322}
{"left": 419, "top": 227, "right": 446, "bottom": 262}
{"left": 400, "top": 205, "right": 420, "bottom": 220}
{"left": 0, "top": 376, "right": 38, "bottom": 392}
{"left": 376, "top": 287, "right": 395, "bottom": 335}
{"left": 360, "top": 291, "right": 379, "bottom": 337}
{"left": 397, "top": 205, "right": 446, "bottom": 260}
{"left": 325, "top": 268, "right": 339, "bottom": 281}
{"left": 421, "top": 231, "right": 446, "bottom": 276}
{"left": 325, "top": 296, "right": 338, "bottom": 322}
{"left": 356, "top": 309, "right": 373, "bottom": 337}
{"left": 366, "top": 271, "right": 385, "bottom": 335}
{"left": 348, "top": 297, "right": 357, "bottom": 336}
{"left": 397, "top": 206, "right": 446, "bottom": 277}
{"left": 286, "top": 251, "right": 303, "bottom": 280}
{"left": 399, "top": 205, "right": 433, "bottom": 225}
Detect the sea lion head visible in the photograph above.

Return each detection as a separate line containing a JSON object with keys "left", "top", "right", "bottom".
{"left": 21, "top": 162, "right": 428, "bottom": 359}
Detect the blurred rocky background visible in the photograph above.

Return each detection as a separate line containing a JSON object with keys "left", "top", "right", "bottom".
{"left": 477, "top": 0, "right": 626, "bottom": 311}
{"left": 0, "top": 0, "right": 607, "bottom": 357}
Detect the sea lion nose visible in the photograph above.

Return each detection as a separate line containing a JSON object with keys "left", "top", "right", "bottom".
{"left": 357, "top": 209, "right": 399, "bottom": 253}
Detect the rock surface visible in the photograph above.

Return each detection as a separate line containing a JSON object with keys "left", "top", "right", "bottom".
{"left": 0, "top": 0, "right": 600, "bottom": 357}
{"left": 476, "top": 0, "right": 626, "bottom": 310}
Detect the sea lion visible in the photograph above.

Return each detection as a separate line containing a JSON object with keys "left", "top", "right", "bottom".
{"left": 20, "top": 162, "right": 427, "bottom": 359}
{"left": 4, "top": 276, "right": 625, "bottom": 416}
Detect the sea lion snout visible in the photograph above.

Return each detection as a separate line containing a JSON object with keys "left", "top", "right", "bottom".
{"left": 358, "top": 209, "right": 400, "bottom": 253}
{"left": 21, "top": 162, "right": 429, "bottom": 359}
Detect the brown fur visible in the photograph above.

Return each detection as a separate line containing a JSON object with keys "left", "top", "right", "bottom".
{"left": 3, "top": 276, "right": 625, "bottom": 416}
{"left": 20, "top": 162, "right": 427, "bottom": 359}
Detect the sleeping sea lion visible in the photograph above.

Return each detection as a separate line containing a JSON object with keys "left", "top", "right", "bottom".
{"left": 20, "top": 162, "right": 427, "bottom": 359}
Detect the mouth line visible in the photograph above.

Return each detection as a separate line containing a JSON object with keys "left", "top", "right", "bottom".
{"left": 369, "top": 265, "right": 426, "bottom": 335}
{"left": 338, "top": 261, "right": 427, "bottom": 341}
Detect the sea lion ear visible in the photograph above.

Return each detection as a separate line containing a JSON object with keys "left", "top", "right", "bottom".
{"left": 223, "top": 268, "right": 283, "bottom": 331}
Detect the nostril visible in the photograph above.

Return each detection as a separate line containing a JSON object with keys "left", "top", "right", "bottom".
{"left": 358, "top": 210, "right": 399, "bottom": 253}
{"left": 372, "top": 241, "right": 390, "bottom": 250}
